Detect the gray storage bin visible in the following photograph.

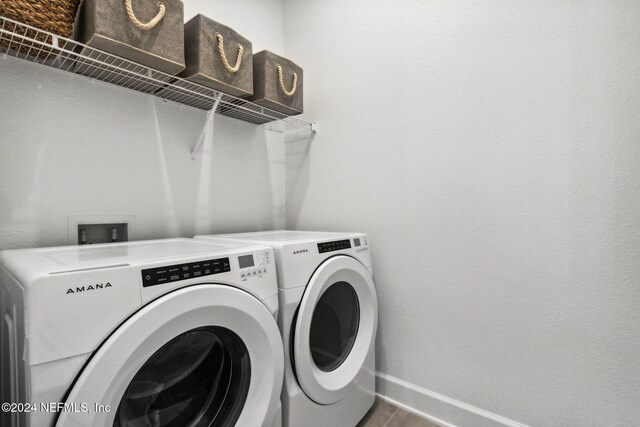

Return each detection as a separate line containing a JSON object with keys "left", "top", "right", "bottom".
{"left": 250, "top": 50, "right": 303, "bottom": 116}
{"left": 74, "top": 0, "right": 185, "bottom": 75}
{"left": 181, "top": 14, "right": 253, "bottom": 97}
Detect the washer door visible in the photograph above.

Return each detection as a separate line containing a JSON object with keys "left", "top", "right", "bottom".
{"left": 293, "top": 256, "right": 378, "bottom": 405}
{"left": 56, "top": 285, "right": 283, "bottom": 427}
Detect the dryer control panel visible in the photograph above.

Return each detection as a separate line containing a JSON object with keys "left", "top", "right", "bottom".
{"left": 142, "top": 258, "right": 230, "bottom": 287}
{"left": 239, "top": 251, "right": 271, "bottom": 279}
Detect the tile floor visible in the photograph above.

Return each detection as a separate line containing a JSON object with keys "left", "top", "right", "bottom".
{"left": 357, "top": 399, "right": 442, "bottom": 427}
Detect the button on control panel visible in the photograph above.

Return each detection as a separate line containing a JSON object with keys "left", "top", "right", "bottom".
{"left": 240, "top": 251, "right": 270, "bottom": 279}
{"left": 317, "top": 239, "right": 352, "bottom": 253}
{"left": 142, "top": 258, "right": 231, "bottom": 287}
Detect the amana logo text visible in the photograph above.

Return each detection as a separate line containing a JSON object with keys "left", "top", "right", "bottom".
{"left": 66, "top": 283, "right": 112, "bottom": 294}
{"left": 293, "top": 249, "right": 309, "bottom": 255}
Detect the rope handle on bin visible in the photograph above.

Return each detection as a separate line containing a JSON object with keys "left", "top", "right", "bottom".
{"left": 277, "top": 64, "right": 297, "bottom": 97}
{"left": 124, "top": 0, "right": 166, "bottom": 31}
{"left": 215, "top": 33, "right": 244, "bottom": 73}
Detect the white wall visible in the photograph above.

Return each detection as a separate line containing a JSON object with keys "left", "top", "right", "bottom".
{"left": 0, "top": 0, "right": 286, "bottom": 251}
{"left": 183, "top": 0, "right": 284, "bottom": 54}
{"left": 283, "top": 1, "right": 640, "bottom": 426}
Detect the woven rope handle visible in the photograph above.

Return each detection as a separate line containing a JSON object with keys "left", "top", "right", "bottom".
{"left": 277, "top": 64, "right": 297, "bottom": 97}
{"left": 215, "top": 33, "right": 244, "bottom": 73}
{"left": 124, "top": 0, "right": 166, "bottom": 31}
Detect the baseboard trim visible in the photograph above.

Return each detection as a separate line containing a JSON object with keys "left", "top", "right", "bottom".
{"left": 375, "top": 372, "right": 529, "bottom": 427}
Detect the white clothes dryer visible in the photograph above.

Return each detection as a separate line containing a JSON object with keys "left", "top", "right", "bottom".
{"left": 195, "top": 231, "right": 378, "bottom": 427}
{"left": 0, "top": 238, "right": 284, "bottom": 427}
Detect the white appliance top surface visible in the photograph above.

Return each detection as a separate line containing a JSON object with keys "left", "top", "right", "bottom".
{"left": 39, "top": 239, "right": 238, "bottom": 266}
{"left": 208, "top": 230, "right": 358, "bottom": 244}
{"left": 0, "top": 238, "right": 263, "bottom": 276}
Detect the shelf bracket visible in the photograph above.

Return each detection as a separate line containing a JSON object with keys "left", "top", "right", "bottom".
{"left": 307, "top": 121, "right": 318, "bottom": 145}
{"left": 280, "top": 121, "right": 318, "bottom": 143}
{"left": 282, "top": 121, "right": 317, "bottom": 209}
{"left": 191, "top": 94, "right": 222, "bottom": 160}
{"left": 305, "top": 124, "right": 317, "bottom": 146}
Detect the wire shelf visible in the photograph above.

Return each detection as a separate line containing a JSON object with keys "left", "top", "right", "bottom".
{"left": 0, "top": 15, "right": 314, "bottom": 133}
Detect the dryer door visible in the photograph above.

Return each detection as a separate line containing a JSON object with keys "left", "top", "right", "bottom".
{"left": 293, "top": 255, "right": 378, "bottom": 405}
{"left": 56, "top": 285, "right": 283, "bottom": 427}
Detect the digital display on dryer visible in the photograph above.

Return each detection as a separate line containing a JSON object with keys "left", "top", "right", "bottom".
{"left": 238, "top": 254, "right": 254, "bottom": 269}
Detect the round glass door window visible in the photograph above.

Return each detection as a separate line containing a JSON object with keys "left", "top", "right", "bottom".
{"left": 309, "top": 281, "right": 360, "bottom": 372}
{"left": 114, "top": 327, "right": 250, "bottom": 427}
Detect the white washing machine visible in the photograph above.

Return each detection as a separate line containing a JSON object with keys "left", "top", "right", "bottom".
{"left": 0, "top": 238, "right": 284, "bottom": 427}
{"left": 195, "top": 231, "right": 378, "bottom": 427}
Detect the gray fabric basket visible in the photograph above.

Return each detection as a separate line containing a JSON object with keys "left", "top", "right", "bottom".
{"left": 181, "top": 14, "right": 253, "bottom": 97}
{"left": 250, "top": 50, "right": 303, "bottom": 116}
{"left": 74, "top": 0, "right": 185, "bottom": 75}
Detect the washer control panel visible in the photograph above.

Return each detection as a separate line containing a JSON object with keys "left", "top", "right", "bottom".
{"left": 239, "top": 251, "right": 271, "bottom": 279}
{"left": 317, "top": 239, "right": 352, "bottom": 253}
{"left": 142, "top": 258, "right": 231, "bottom": 287}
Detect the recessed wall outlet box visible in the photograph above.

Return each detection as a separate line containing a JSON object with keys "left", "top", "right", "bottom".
{"left": 68, "top": 215, "right": 136, "bottom": 245}
{"left": 77, "top": 223, "right": 128, "bottom": 245}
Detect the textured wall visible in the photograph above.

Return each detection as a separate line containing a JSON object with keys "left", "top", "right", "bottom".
{"left": 283, "top": 1, "right": 640, "bottom": 425}
{"left": 0, "top": 0, "right": 285, "bottom": 251}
